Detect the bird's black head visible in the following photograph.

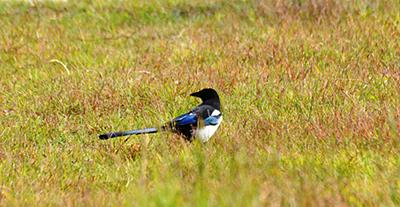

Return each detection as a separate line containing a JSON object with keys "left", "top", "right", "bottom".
{"left": 190, "top": 88, "right": 221, "bottom": 110}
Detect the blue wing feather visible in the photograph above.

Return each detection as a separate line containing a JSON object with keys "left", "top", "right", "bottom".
{"left": 203, "top": 115, "right": 220, "bottom": 126}
{"left": 174, "top": 112, "right": 197, "bottom": 126}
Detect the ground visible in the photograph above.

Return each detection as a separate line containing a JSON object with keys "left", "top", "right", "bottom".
{"left": 0, "top": 0, "right": 399, "bottom": 206}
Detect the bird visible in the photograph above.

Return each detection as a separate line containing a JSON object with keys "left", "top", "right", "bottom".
{"left": 98, "top": 88, "right": 222, "bottom": 143}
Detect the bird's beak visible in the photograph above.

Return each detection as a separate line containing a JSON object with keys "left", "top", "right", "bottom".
{"left": 190, "top": 91, "right": 199, "bottom": 97}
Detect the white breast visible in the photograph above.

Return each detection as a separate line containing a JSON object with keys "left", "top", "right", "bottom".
{"left": 195, "top": 116, "right": 223, "bottom": 143}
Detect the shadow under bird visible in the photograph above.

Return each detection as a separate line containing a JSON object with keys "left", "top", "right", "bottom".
{"left": 98, "top": 88, "right": 223, "bottom": 143}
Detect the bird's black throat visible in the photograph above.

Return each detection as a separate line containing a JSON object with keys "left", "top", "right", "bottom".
{"left": 202, "top": 98, "right": 220, "bottom": 111}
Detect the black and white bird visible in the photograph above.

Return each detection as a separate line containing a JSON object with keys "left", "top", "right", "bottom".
{"left": 99, "top": 88, "right": 222, "bottom": 143}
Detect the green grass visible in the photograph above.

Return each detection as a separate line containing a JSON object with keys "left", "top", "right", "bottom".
{"left": 1, "top": 0, "right": 399, "bottom": 206}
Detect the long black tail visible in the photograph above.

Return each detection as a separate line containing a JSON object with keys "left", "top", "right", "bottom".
{"left": 99, "top": 127, "right": 159, "bottom": 140}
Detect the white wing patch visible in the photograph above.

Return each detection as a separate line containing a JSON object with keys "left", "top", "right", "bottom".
{"left": 211, "top": 109, "right": 221, "bottom": 116}
{"left": 195, "top": 116, "right": 223, "bottom": 143}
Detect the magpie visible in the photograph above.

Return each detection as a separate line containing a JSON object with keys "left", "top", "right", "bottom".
{"left": 98, "top": 88, "right": 222, "bottom": 143}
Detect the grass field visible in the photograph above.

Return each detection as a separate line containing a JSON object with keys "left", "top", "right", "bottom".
{"left": 1, "top": 0, "right": 400, "bottom": 206}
